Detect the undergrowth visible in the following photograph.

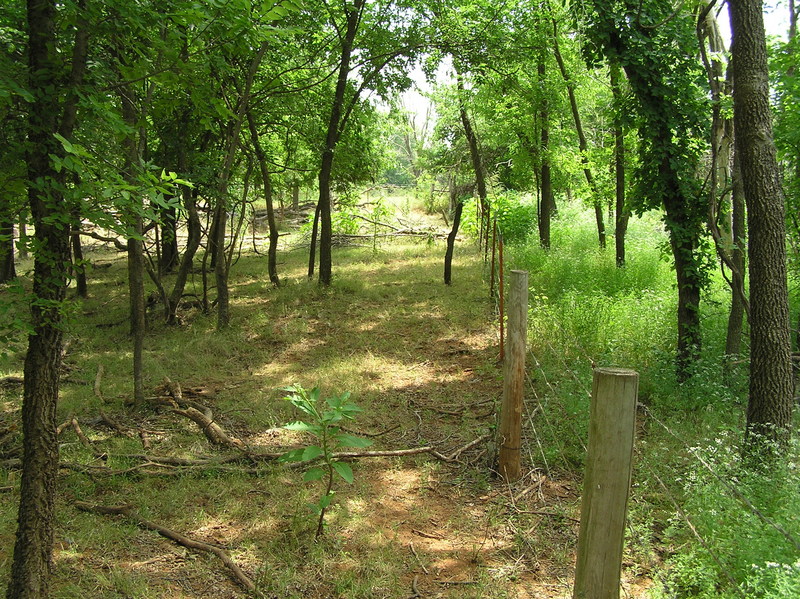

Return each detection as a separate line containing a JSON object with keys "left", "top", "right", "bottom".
{"left": 2, "top": 194, "right": 798, "bottom": 597}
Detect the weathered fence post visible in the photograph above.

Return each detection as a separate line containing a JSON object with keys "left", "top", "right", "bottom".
{"left": 498, "top": 269, "right": 528, "bottom": 481}
{"left": 573, "top": 367, "right": 638, "bottom": 599}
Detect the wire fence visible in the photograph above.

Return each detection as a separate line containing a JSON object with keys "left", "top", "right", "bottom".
{"left": 483, "top": 224, "right": 800, "bottom": 596}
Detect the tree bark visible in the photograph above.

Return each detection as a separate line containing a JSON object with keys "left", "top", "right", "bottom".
{"left": 538, "top": 56, "right": 553, "bottom": 250}
{"left": 7, "top": 0, "right": 85, "bottom": 595}
{"left": 119, "top": 87, "right": 146, "bottom": 408}
{"left": 444, "top": 198, "right": 464, "bottom": 285}
{"left": 159, "top": 204, "right": 179, "bottom": 274}
{"left": 317, "top": 0, "right": 364, "bottom": 286}
{"left": 611, "top": 61, "right": 628, "bottom": 267}
{"left": 247, "top": 110, "right": 280, "bottom": 286}
{"left": 0, "top": 217, "right": 15, "bottom": 282}
{"left": 730, "top": 0, "right": 794, "bottom": 446}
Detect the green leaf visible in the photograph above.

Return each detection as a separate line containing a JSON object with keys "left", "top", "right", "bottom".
{"left": 332, "top": 461, "right": 354, "bottom": 484}
{"left": 336, "top": 434, "right": 373, "bottom": 449}
{"left": 318, "top": 492, "right": 334, "bottom": 509}
{"left": 278, "top": 448, "right": 305, "bottom": 463}
{"left": 303, "top": 467, "right": 325, "bottom": 482}
{"left": 284, "top": 420, "right": 315, "bottom": 432}
{"left": 301, "top": 445, "right": 323, "bottom": 462}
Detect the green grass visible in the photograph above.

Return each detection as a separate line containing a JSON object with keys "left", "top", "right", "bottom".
{"left": 2, "top": 194, "right": 798, "bottom": 598}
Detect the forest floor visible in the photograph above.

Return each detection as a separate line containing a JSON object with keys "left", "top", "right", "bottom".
{"left": 0, "top": 197, "right": 655, "bottom": 598}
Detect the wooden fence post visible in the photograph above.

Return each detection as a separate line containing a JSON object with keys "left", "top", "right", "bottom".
{"left": 497, "top": 269, "right": 528, "bottom": 482}
{"left": 573, "top": 367, "right": 638, "bottom": 599}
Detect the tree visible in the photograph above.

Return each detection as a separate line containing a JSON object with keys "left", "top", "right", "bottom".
{"left": 730, "top": 0, "right": 794, "bottom": 447}
{"left": 7, "top": 0, "right": 88, "bottom": 595}
{"left": 310, "top": 0, "right": 423, "bottom": 285}
{"left": 586, "top": 0, "right": 710, "bottom": 379}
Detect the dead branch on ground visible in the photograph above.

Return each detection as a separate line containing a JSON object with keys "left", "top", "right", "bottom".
{"left": 74, "top": 501, "right": 256, "bottom": 592}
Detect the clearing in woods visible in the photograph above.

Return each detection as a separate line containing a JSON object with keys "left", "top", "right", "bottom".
{"left": 0, "top": 217, "right": 653, "bottom": 598}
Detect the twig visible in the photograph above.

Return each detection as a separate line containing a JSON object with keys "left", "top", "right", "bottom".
{"left": 411, "top": 573, "right": 421, "bottom": 597}
{"left": 341, "top": 423, "right": 401, "bottom": 438}
{"left": 94, "top": 364, "right": 104, "bottom": 401}
{"left": 409, "top": 542, "right": 429, "bottom": 575}
{"left": 412, "top": 529, "right": 444, "bottom": 540}
{"left": 56, "top": 419, "right": 72, "bottom": 436}
{"left": 447, "top": 434, "right": 489, "bottom": 461}
{"left": 71, "top": 417, "right": 104, "bottom": 458}
{"left": 98, "top": 410, "right": 131, "bottom": 437}
{"left": 331, "top": 446, "right": 434, "bottom": 460}
{"left": 74, "top": 501, "right": 255, "bottom": 592}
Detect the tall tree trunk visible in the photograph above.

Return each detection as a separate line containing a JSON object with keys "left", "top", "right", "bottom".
{"left": 552, "top": 19, "right": 605, "bottom": 248}
{"left": 0, "top": 217, "right": 15, "bottom": 282}
{"left": 538, "top": 56, "right": 553, "bottom": 250}
{"left": 18, "top": 210, "right": 28, "bottom": 259}
{"left": 215, "top": 42, "right": 268, "bottom": 327}
{"left": 317, "top": 0, "right": 364, "bottom": 286}
{"left": 726, "top": 152, "right": 747, "bottom": 358}
{"left": 308, "top": 203, "right": 321, "bottom": 279}
{"left": 165, "top": 111, "right": 201, "bottom": 325}
{"left": 8, "top": 0, "right": 87, "bottom": 595}
{"left": 611, "top": 61, "right": 628, "bottom": 266}
{"left": 119, "top": 87, "right": 146, "bottom": 408}
{"left": 698, "top": 1, "right": 748, "bottom": 361}
{"left": 444, "top": 193, "right": 465, "bottom": 285}
{"left": 159, "top": 204, "right": 179, "bottom": 274}
{"left": 730, "top": 0, "right": 794, "bottom": 446}
{"left": 247, "top": 110, "right": 280, "bottom": 286}
{"left": 213, "top": 194, "right": 230, "bottom": 327}
{"left": 456, "top": 72, "right": 488, "bottom": 264}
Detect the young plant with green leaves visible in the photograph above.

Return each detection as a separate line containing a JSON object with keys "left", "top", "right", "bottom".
{"left": 279, "top": 385, "right": 372, "bottom": 539}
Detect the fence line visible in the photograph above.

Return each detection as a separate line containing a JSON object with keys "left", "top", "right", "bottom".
{"left": 486, "top": 226, "right": 797, "bottom": 596}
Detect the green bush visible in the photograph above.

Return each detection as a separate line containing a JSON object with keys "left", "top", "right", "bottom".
{"left": 653, "top": 434, "right": 800, "bottom": 599}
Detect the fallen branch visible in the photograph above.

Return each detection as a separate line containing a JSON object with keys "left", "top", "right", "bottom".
{"left": 172, "top": 406, "right": 245, "bottom": 450}
{"left": 0, "top": 376, "right": 24, "bottom": 386}
{"left": 446, "top": 434, "right": 490, "bottom": 461}
{"left": 71, "top": 417, "right": 100, "bottom": 455}
{"left": 98, "top": 410, "right": 131, "bottom": 437}
{"left": 411, "top": 573, "right": 421, "bottom": 598}
{"left": 74, "top": 501, "right": 255, "bottom": 592}
{"left": 333, "top": 446, "right": 434, "bottom": 459}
